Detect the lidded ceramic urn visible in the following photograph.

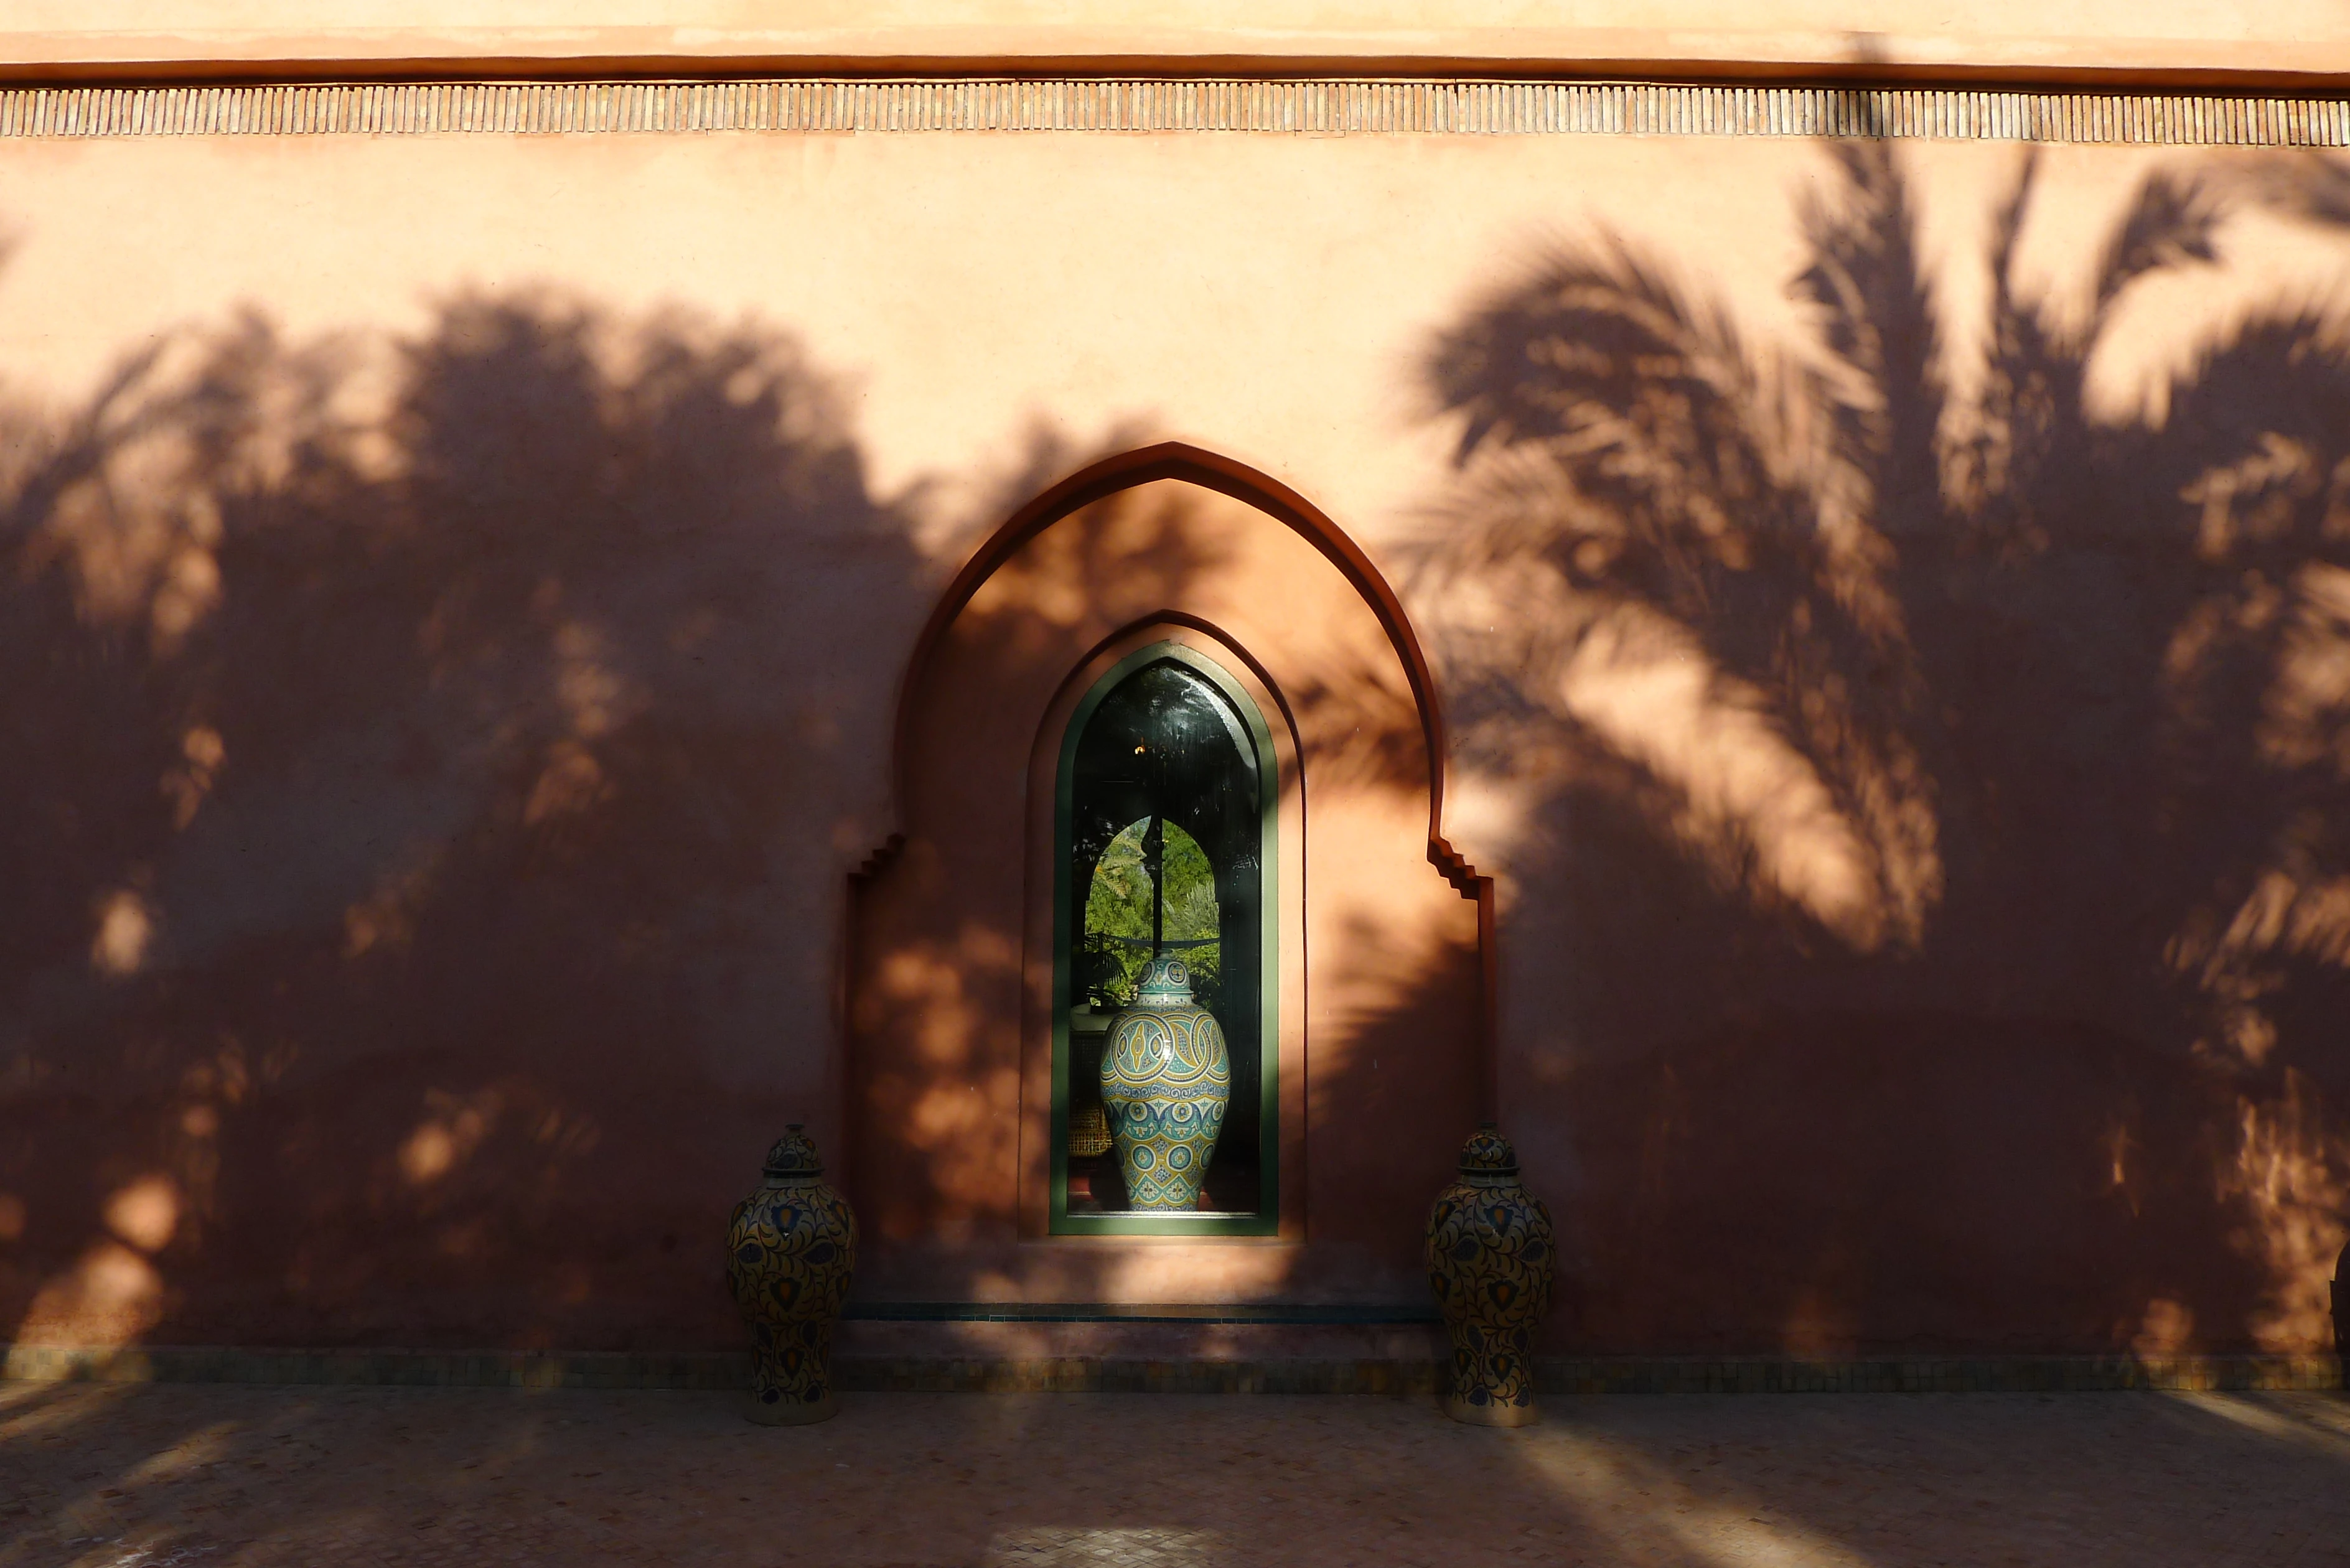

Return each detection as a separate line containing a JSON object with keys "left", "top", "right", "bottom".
{"left": 726, "top": 1124, "right": 858, "bottom": 1424}
{"left": 2333, "top": 1240, "right": 2347, "bottom": 1375}
{"left": 1425, "top": 1123, "right": 1555, "bottom": 1426}
{"left": 1099, "top": 953, "right": 1231, "bottom": 1210}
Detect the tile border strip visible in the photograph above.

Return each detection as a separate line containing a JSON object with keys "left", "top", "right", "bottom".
{"left": 0, "top": 1345, "right": 751, "bottom": 1391}
{"left": 1536, "top": 1353, "right": 2346, "bottom": 1395}
{"left": 842, "top": 1301, "right": 1440, "bottom": 1325}
{"left": 0, "top": 78, "right": 2346, "bottom": 144}
{"left": 3, "top": 1345, "right": 2339, "bottom": 1394}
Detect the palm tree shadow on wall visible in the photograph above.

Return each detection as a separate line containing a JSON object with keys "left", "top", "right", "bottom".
{"left": 0, "top": 291, "right": 932, "bottom": 1352}
{"left": 1410, "top": 136, "right": 2350, "bottom": 1355}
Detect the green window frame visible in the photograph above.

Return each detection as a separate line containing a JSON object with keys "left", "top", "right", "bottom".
{"left": 1049, "top": 641, "right": 1281, "bottom": 1237}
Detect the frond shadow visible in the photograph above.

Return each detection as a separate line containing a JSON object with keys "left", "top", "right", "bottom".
{"left": 1409, "top": 138, "right": 2350, "bottom": 1360}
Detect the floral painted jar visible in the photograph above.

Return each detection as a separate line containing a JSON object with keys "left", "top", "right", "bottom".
{"left": 2333, "top": 1240, "right": 2346, "bottom": 1373}
{"left": 1425, "top": 1123, "right": 1555, "bottom": 1426}
{"left": 1100, "top": 954, "right": 1230, "bottom": 1210}
{"left": 726, "top": 1124, "right": 858, "bottom": 1424}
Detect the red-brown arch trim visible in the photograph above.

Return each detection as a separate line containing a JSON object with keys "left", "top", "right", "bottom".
{"left": 861, "top": 441, "right": 1498, "bottom": 1118}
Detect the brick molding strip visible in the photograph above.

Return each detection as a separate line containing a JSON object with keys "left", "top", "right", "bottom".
{"left": 3, "top": 1345, "right": 2339, "bottom": 1395}
{"left": 2, "top": 78, "right": 2348, "bottom": 145}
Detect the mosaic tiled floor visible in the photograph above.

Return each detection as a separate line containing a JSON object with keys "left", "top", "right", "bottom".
{"left": 1, "top": 1381, "right": 2344, "bottom": 1566}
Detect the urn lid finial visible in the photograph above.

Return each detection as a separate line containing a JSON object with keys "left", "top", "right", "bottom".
{"left": 1458, "top": 1122, "right": 1520, "bottom": 1177}
{"left": 762, "top": 1123, "right": 824, "bottom": 1177}
{"left": 1133, "top": 953, "right": 1196, "bottom": 1007}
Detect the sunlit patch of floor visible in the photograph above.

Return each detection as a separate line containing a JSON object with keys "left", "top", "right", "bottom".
{"left": 2152, "top": 1389, "right": 2350, "bottom": 1460}
{"left": 1502, "top": 1426, "right": 1875, "bottom": 1568}
{"left": 64, "top": 1542, "right": 217, "bottom": 1568}
{"left": 983, "top": 1526, "right": 1230, "bottom": 1567}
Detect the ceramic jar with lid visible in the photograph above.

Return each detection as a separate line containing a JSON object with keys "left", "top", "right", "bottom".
{"left": 725, "top": 1124, "right": 858, "bottom": 1424}
{"left": 2332, "top": 1240, "right": 2346, "bottom": 1375}
{"left": 1425, "top": 1123, "right": 1555, "bottom": 1426}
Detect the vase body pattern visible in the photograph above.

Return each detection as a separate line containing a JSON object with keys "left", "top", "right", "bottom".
{"left": 1100, "top": 954, "right": 1230, "bottom": 1210}
{"left": 726, "top": 1124, "right": 858, "bottom": 1424}
{"left": 1426, "top": 1124, "right": 1554, "bottom": 1427}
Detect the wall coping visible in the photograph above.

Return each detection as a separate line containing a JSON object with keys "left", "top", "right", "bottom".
{"left": 9, "top": 11, "right": 2350, "bottom": 93}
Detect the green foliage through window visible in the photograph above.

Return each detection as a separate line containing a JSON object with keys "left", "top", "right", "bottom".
{"left": 1083, "top": 816, "right": 1220, "bottom": 1007}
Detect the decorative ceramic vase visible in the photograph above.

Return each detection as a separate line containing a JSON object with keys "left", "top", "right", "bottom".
{"left": 726, "top": 1124, "right": 858, "bottom": 1425}
{"left": 2333, "top": 1241, "right": 2347, "bottom": 1379}
{"left": 1425, "top": 1123, "right": 1555, "bottom": 1427}
{"left": 1099, "top": 954, "right": 1230, "bottom": 1210}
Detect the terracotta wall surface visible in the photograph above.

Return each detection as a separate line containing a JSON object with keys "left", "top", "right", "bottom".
{"left": 7, "top": 2, "right": 2350, "bottom": 81}
{"left": 0, "top": 119, "right": 2344, "bottom": 1356}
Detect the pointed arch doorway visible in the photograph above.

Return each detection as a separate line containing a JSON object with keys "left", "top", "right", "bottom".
{"left": 847, "top": 445, "right": 1487, "bottom": 1306}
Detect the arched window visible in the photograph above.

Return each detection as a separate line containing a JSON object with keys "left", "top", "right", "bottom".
{"left": 1052, "top": 643, "right": 1278, "bottom": 1235}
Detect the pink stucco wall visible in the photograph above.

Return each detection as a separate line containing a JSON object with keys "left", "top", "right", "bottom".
{"left": 0, "top": 73, "right": 2343, "bottom": 1357}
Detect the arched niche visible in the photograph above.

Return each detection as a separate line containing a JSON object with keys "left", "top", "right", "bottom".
{"left": 847, "top": 446, "right": 1484, "bottom": 1305}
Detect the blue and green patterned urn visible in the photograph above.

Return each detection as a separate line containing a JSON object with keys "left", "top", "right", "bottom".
{"left": 1426, "top": 1124, "right": 1554, "bottom": 1426}
{"left": 726, "top": 1124, "right": 858, "bottom": 1424}
{"left": 1100, "top": 954, "right": 1230, "bottom": 1210}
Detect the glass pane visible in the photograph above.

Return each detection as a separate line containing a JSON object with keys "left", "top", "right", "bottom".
{"left": 1083, "top": 817, "right": 1219, "bottom": 1008}
{"left": 1065, "top": 658, "right": 1265, "bottom": 1218}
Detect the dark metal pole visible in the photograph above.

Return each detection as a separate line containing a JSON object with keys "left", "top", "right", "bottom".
{"left": 1146, "top": 814, "right": 1164, "bottom": 956}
